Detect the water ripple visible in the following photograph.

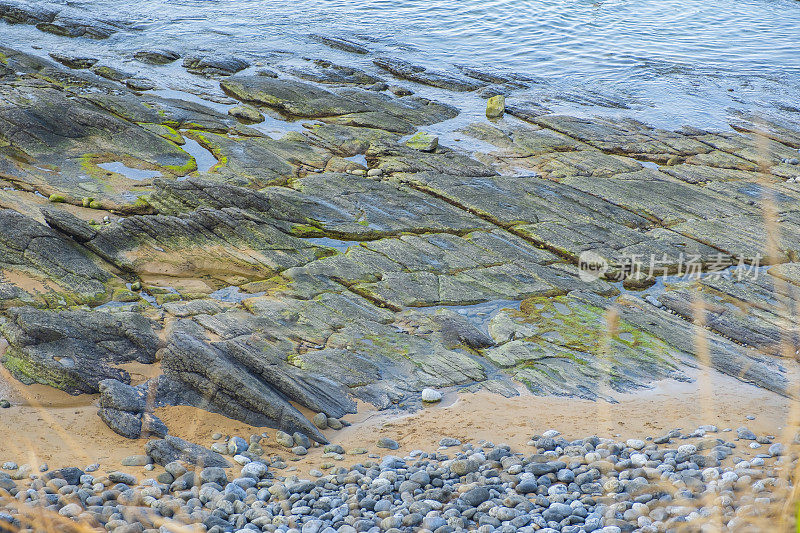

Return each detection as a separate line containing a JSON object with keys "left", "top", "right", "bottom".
{"left": 7, "top": 0, "right": 800, "bottom": 128}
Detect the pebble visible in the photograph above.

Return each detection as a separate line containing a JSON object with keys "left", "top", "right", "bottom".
{"left": 293, "top": 432, "right": 311, "bottom": 448}
{"left": 120, "top": 455, "right": 151, "bottom": 467}
{"left": 292, "top": 445, "right": 308, "bottom": 456}
{"left": 107, "top": 471, "right": 136, "bottom": 485}
{"left": 737, "top": 427, "right": 757, "bottom": 440}
{"left": 626, "top": 439, "right": 646, "bottom": 450}
{"left": 0, "top": 426, "right": 793, "bottom": 533}
{"left": 486, "top": 94, "right": 506, "bottom": 118}
{"left": 421, "top": 388, "right": 443, "bottom": 402}
{"left": 769, "top": 442, "right": 785, "bottom": 456}
{"left": 227, "top": 435, "right": 249, "bottom": 454}
{"left": 376, "top": 437, "right": 399, "bottom": 450}
{"left": 312, "top": 412, "right": 328, "bottom": 429}
{"left": 276, "top": 430, "right": 295, "bottom": 448}
{"left": 240, "top": 460, "right": 267, "bottom": 479}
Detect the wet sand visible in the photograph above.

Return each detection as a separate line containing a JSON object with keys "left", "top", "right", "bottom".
{"left": 1, "top": 354, "right": 796, "bottom": 480}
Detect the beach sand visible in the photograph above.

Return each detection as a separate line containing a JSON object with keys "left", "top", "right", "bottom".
{"left": 1, "top": 348, "right": 795, "bottom": 480}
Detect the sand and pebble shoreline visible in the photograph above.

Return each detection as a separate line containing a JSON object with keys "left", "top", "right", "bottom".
{"left": 1, "top": 387, "right": 797, "bottom": 533}
{"left": 2, "top": 367, "right": 799, "bottom": 531}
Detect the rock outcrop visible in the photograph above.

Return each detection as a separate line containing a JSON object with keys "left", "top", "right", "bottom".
{"left": 0, "top": 42, "right": 796, "bottom": 441}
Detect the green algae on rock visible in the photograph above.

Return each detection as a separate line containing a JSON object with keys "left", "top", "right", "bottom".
{"left": 486, "top": 94, "right": 505, "bottom": 118}
{"left": 405, "top": 132, "right": 439, "bottom": 152}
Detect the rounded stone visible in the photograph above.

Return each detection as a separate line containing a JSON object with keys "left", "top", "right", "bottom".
{"left": 421, "top": 388, "right": 443, "bottom": 403}
{"left": 377, "top": 437, "right": 399, "bottom": 450}
{"left": 312, "top": 412, "right": 328, "bottom": 430}
{"left": 276, "top": 430, "right": 295, "bottom": 448}
{"left": 227, "top": 436, "right": 249, "bottom": 455}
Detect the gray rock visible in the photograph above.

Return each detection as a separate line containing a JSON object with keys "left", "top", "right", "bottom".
{"left": 125, "top": 77, "right": 156, "bottom": 91}
{"left": 145, "top": 436, "right": 231, "bottom": 467}
{"left": 58, "top": 503, "right": 83, "bottom": 518}
{"left": 120, "top": 455, "right": 151, "bottom": 467}
{"left": 0, "top": 306, "right": 159, "bottom": 395}
{"left": 228, "top": 104, "right": 264, "bottom": 124}
{"left": 450, "top": 459, "right": 479, "bottom": 476}
{"left": 240, "top": 461, "right": 267, "bottom": 479}
{"left": 373, "top": 57, "right": 486, "bottom": 92}
{"left": 312, "top": 412, "right": 328, "bottom": 429}
{"left": 48, "top": 53, "right": 98, "bottom": 69}
{"left": 221, "top": 75, "right": 368, "bottom": 117}
{"left": 515, "top": 478, "right": 538, "bottom": 493}
{"left": 377, "top": 438, "right": 399, "bottom": 450}
{"left": 227, "top": 436, "right": 249, "bottom": 455}
{"left": 769, "top": 442, "right": 785, "bottom": 456}
{"left": 199, "top": 468, "right": 227, "bottom": 488}
{"left": 293, "top": 432, "right": 311, "bottom": 448}
{"left": 134, "top": 49, "right": 180, "bottom": 64}
{"left": 439, "top": 437, "right": 461, "bottom": 447}
{"left": 276, "top": 431, "right": 295, "bottom": 448}
{"left": 543, "top": 502, "right": 573, "bottom": 522}
{"left": 462, "top": 486, "right": 490, "bottom": 507}
{"left": 323, "top": 444, "right": 344, "bottom": 454}
{"left": 737, "top": 427, "right": 757, "bottom": 440}
{"left": 183, "top": 54, "right": 249, "bottom": 76}
{"left": 108, "top": 471, "right": 136, "bottom": 485}
{"left": 626, "top": 439, "right": 646, "bottom": 450}
{"left": 309, "top": 34, "right": 369, "bottom": 54}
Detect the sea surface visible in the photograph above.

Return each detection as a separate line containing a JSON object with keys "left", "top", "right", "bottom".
{"left": 4, "top": 0, "right": 800, "bottom": 129}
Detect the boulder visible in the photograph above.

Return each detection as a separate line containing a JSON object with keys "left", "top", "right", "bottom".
{"left": 145, "top": 436, "right": 231, "bottom": 467}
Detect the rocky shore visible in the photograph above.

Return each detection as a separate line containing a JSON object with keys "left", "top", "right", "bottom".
{"left": 1, "top": 3, "right": 800, "bottom": 530}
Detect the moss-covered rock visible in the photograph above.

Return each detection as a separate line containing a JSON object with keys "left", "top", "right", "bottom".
{"left": 0, "top": 209, "right": 116, "bottom": 308}
{"left": 112, "top": 288, "right": 140, "bottom": 302}
{"left": 482, "top": 294, "right": 684, "bottom": 398}
{"left": 405, "top": 132, "right": 438, "bottom": 152}
{"left": 486, "top": 95, "right": 505, "bottom": 118}
{"left": 0, "top": 307, "right": 160, "bottom": 394}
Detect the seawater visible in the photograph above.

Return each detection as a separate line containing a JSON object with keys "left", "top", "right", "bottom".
{"left": 3, "top": 0, "right": 799, "bottom": 129}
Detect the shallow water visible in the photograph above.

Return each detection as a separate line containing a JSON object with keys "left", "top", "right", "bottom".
{"left": 6, "top": 0, "right": 797, "bottom": 130}
{"left": 97, "top": 161, "right": 162, "bottom": 181}
{"left": 181, "top": 138, "right": 217, "bottom": 173}
{"left": 416, "top": 299, "right": 523, "bottom": 335}
{"left": 304, "top": 237, "right": 363, "bottom": 252}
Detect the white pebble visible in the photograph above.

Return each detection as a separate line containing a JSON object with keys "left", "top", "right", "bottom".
{"left": 421, "top": 388, "right": 443, "bottom": 403}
